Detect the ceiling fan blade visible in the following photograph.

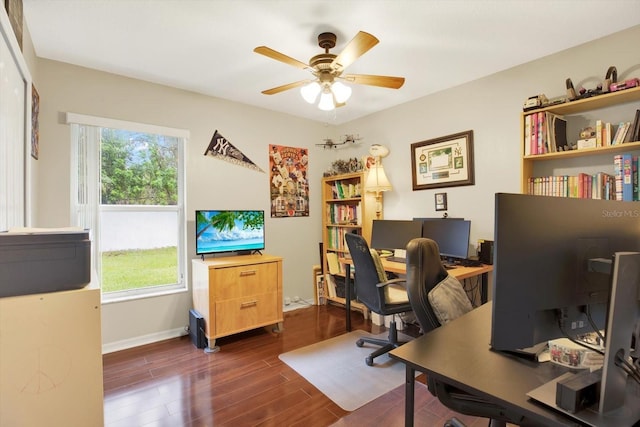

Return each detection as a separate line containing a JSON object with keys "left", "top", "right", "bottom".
{"left": 261, "top": 80, "right": 312, "bottom": 95}
{"left": 331, "top": 31, "right": 379, "bottom": 70}
{"left": 342, "top": 74, "right": 405, "bottom": 89}
{"left": 254, "top": 46, "right": 310, "bottom": 70}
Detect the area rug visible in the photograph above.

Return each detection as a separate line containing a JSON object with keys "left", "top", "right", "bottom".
{"left": 278, "top": 330, "right": 410, "bottom": 411}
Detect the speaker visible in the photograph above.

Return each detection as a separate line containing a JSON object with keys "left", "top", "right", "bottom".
{"left": 479, "top": 240, "right": 494, "bottom": 265}
{"left": 189, "top": 309, "right": 207, "bottom": 349}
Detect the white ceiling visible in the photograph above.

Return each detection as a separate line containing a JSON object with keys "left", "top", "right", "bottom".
{"left": 22, "top": 0, "right": 640, "bottom": 125}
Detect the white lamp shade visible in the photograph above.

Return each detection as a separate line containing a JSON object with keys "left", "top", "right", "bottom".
{"left": 300, "top": 81, "right": 321, "bottom": 104}
{"left": 318, "top": 91, "right": 335, "bottom": 111}
{"left": 331, "top": 81, "right": 352, "bottom": 104}
{"left": 365, "top": 162, "right": 392, "bottom": 192}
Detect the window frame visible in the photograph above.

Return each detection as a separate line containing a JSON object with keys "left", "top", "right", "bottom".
{"left": 66, "top": 113, "right": 188, "bottom": 303}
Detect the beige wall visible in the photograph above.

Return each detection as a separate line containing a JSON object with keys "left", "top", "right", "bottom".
{"left": 342, "top": 24, "right": 640, "bottom": 245}
{"left": 30, "top": 24, "right": 640, "bottom": 351}
{"left": 33, "top": 59, "right": 331, "bottom": 350}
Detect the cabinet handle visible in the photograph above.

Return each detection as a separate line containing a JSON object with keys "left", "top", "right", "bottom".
{"left": 240, "top": 300, "right": 258, "bottom": 308}
{"left": 239, "top": 270, "right": 257, "bottom": 277}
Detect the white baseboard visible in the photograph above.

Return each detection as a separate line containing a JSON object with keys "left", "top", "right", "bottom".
{"left": 283, "top": 301, "right": 312, "bottom": 312}
{"left": 102, "top": 327, "right": 187, "bottom": 354}
{"left": 103, "top": 304, "right": 313, "bottom": 354}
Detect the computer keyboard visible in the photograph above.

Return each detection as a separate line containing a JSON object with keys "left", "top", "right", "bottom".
{"left": 459, "top": 258, "right": 483, "bottom": 267}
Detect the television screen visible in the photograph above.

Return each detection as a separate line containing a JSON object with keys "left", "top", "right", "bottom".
{"left": 196, "top": 210, "right": 265, "bottom": 255}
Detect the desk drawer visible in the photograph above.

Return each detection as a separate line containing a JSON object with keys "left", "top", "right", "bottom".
{"left": 211, "top": 261, "right": 278, "bottom": 300}
{"left": 214, "top": 291, "right": 279, "bottom": 336}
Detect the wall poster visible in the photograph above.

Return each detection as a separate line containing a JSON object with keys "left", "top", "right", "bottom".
{"left": 269, "top": 144, "right": 309, "bottom": 217}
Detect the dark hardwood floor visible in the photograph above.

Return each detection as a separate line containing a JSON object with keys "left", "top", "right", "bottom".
{"left": 103, "top": 304, "right": 493, "bottom": 426}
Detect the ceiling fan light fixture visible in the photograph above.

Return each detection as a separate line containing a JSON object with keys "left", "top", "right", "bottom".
{"left": 318, "top": 90, "right": 335, "bottom": 111}
{"left": 331, "top": 81, "right": 352, "bottom": 104}
{"left": 300, "top": 81, "right": 321, "bottom": 104}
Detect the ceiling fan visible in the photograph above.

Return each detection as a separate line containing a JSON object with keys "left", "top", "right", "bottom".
{"left": 316, "top": 134, "right": 362, "bottom": 149}
{"left": 254, "top": 31, "right": 405, "bottom": 110}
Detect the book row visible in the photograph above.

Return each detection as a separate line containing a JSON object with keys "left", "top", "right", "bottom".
{"left": 524, "top": 109, "right": 640, "bottom": 156}
{"left": 527, "top": 153, "right": 640, "bottom": 201}
{"left": 325, "top": 227, "right": 355, "bottom": 253}
{"left": 326, "top": 203, "right": 362, "bottom": 225}
{"left": 331, "top": 180, "right": 361, "bottom": 199}
{"left": 526, "top": 172, "right": 617, "bottom": 199}
{"left": 524, "top": 111, "right": 567, "bottom": 155}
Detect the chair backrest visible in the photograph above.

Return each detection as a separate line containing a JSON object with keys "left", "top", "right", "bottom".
{"left": 405, "top": 237, "right": 449, "bottom": 334}
{"left": 344, "top": 232, "right": 387, "bottom": 314}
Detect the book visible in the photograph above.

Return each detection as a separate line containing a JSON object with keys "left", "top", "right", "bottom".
{"left": 546, "top": 112, "right": 567, "bottom": 152}
{"left": 524, "top": 114, "right": 531, "bottom": 156}
{"left": 595, "top": 119, "right": 603, "bottom": 147}
{"left": 604, "top": 122, "right": 613, "bottom": 146}
{"left": 326, "top": 252, "right": 342, "bottom": 275}
{"left": 622, "top": 154, "right": 633, "bottom": 201}
{"left": 530, "top": 112, "right": 538, "bottom": 155}
{"left": 629, "top": 109, "right": 640, "bottom": 143}
{"left": 614, "top": 154, "right": 623, "bottom": 201}
{"left": 634, "top": 155, "right": 639, "bottom": 201}
{"left": 536, "top": 112, "right": 544, "bottom": 154}
{"left": 612, "top": 122, "right": 630, "bottom": 145}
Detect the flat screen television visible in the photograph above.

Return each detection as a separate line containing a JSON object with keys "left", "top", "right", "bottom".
{"left": 196, "top": 210, "right": 265, "bottom": 256}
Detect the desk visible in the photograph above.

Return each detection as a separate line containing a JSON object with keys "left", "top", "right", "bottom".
{"left": 389, "top": 303, "right": 640, "bottom": 427}
{"left": 342, "top": 258, "right": 492, "bottom": 332}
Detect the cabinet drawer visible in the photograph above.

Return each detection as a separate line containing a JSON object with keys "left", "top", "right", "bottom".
{"left": 214, "top": 291, "right": 279, "bottom": 336}
{"left": 211, "top": 262, "right": 278, "bottom": 299}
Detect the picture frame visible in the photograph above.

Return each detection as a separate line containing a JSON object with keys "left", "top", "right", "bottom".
{"left": 411, "top": 130, "right": 474, "bottom": 191}
{"left": 4, "top": 0, "right": 23, "bottom": 50}
{"left": 31, "top": 84, "right": 39, "bottom": 160}
{"left": 434, "top": 192, "right": 447, "bottom": 211}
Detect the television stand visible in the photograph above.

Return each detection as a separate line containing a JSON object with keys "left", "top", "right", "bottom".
{"left": 191, "top": 254, "right": 283, "bottom": 352}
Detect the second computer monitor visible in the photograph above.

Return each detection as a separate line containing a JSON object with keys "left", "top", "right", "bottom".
{"left": 420, "top": 218, "right": 471, "bottom": 260}
{"left": 370, "top": 219, "right": 423, "bottom": 252}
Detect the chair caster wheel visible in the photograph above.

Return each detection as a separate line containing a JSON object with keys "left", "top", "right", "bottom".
{"left": 356, "top": 339, "right": 364, "bottom": 347}
{"left": 365, "top": 356, "right": 374, "bottom": 366}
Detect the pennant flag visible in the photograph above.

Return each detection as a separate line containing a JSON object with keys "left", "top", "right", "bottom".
{"left": 204, "top": 130, "right": 264, "bottom": 173}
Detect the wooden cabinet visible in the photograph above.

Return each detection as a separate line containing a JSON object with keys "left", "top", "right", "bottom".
{"left": 521, "top": 86, "right": 640, "bottom": 195}
{"left": 0, "top": 284, "right": 104, "bottom": 426}
{"left": 321, "top": 171, "right": 377, "bottom": 314}
{"left": 192, "top": 254, "right": 283, "bottom": 351}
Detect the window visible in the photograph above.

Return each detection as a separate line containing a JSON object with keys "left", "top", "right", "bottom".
{"left": 67, "top": 113, "right": 187, "bottom": 302}
{"left": 1, "top": 13, "right": 31, "bottom": 230}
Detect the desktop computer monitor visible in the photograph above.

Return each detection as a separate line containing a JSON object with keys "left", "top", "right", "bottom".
{"left": 370, "top": 219, "right": 423, "bottom": 252}
{"left": 490, "top": 193, "right": 640, "bottom": 353}
{"left": 420, "top": 218, "right": 471, "bottom": 261}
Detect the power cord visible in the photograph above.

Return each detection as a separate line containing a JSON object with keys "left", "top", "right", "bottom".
{"left": 557, "top": 309, "right": 605, "bottom": 356}
{"left": 614, "top": 349, "right": 640, "bottom": 384}
{"left": 584, "top": 304, "right": 605, "bottom": 344}
{"left": 559, "top": 308, "right": 640, "bottom": 385}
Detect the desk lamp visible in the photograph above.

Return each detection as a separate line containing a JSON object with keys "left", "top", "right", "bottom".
{"left": 365, "top": 144, "right": 392, "bottom": 219}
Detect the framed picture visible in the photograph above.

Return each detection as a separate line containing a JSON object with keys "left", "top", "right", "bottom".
{"left": 411, "top": 130, "right": 474, "bottom": 191}
{"left": 31, "top": 84, "right": 39, "bottom": 160}
{"left": 5, "top": 0, "right": 23, "bottom": 50}
{"left": 435, "top": 192, "right": 447, "bottom": 211}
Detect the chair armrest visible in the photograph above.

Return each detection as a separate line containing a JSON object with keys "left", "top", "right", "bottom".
{"left": 376, "top": 278, "right": 407, "bottom": 288}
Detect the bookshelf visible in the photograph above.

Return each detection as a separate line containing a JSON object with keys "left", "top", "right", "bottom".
{"left": 321, "top": 171, "right": 378, "bottom": 314}
{"left": 521, "top": 86, "right": 640, "bottom": 197}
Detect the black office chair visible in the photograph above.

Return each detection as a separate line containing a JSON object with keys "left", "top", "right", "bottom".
{"left": 406, "top": 238, "right": 516, "bottom": 427}
{"left": 344, "top": 232, "right": 414, "bottom": 366}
